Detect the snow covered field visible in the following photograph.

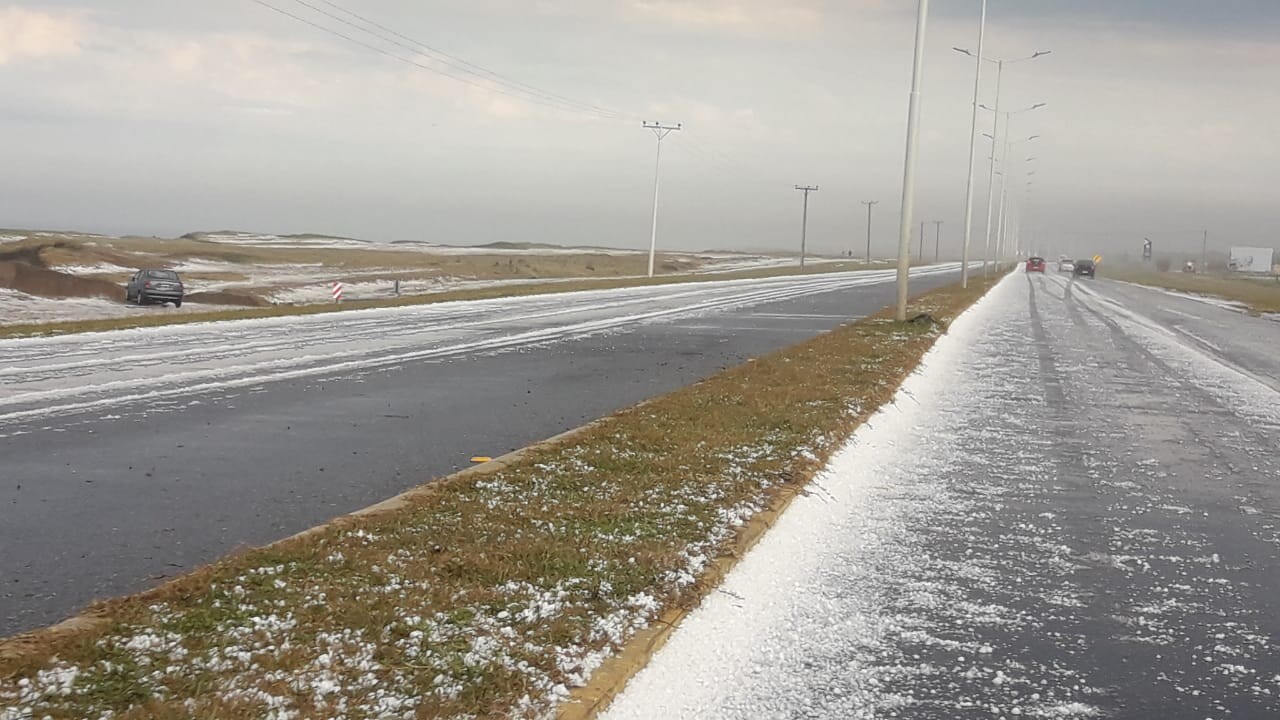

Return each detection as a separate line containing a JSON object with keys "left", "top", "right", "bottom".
{"left": 0, "top": 287, "right": 236, "bottom": 325}
{"left": 0, "top": 264, "right": 967, "bottom": 428}
{"left": 2, "top": 228, "right": 860, "bottom": 326}
{"left": 603, "top": 272, "right": 1280, "bottom": 719}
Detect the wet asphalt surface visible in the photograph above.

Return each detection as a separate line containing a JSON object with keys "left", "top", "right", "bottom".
{"left": 603, "top": 271, "right": 1280, "bottom": 720}
{"left": 869, "top": 274, "right": 1280, "bottom": 718}
{"left": 0, "top": 267, "right": 963, "bottom": 636}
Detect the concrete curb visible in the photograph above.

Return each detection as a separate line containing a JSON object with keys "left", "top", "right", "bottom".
{"left": 556, "top": 472, "right": 811, "bottom": 720}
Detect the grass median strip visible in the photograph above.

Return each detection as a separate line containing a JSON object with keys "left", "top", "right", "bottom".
{"left": 0, "top": 275, "right": 999, "bottom": 720}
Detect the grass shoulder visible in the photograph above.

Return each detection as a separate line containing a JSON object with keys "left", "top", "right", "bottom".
{"left": 1100, "top": 265, "right": 1280, "bottom": 314}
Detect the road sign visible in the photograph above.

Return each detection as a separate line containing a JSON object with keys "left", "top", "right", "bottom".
{"left": 1093, "top": 255, "right": 1102, "bottom": 264}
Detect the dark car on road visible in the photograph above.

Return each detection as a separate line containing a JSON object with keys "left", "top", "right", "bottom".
{"left": 1026, "top": 256, "right": 1046, "bottom": 273}
{"left": 126, "top": 269, "right": 185, "bottom": 307}
{"left": 1073, "top": 259, "right": 1096, "bottom": 278}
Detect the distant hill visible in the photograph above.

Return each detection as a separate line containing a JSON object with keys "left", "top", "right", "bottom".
{"left": 180, "top": 230, "right": 366, "bottom": 243}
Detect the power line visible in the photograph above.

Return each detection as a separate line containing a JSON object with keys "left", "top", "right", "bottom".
{"left": 256, "top": 0, "right": 811, "bottom": 220}
{"left": 252, "top": 0, "right": 620, "bottom": 119}
{"left": 311, "top": 0, "right": 623, "bottom": 119}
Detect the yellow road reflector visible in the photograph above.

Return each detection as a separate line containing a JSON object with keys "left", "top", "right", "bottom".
{"left": 470, "top": 456, "right": 493, "bottom": 463}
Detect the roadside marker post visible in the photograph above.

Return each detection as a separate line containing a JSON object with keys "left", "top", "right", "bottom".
{"left": 331, "top": 281, "right": 344, "bottom": 303}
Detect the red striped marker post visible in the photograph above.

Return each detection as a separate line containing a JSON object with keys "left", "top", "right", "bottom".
{"left": 331, "top": 281, "right": 344, "bottom": 303}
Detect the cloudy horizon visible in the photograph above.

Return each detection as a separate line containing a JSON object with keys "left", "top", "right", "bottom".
{"left": 2, "top": 1, "right": 1278, "bottom": 259}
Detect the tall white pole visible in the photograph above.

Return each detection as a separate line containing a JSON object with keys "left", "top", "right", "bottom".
{"left": 996, "top": 164, "right": 1009, "bottom": 262}
{"left": 959, "top": 0, "right": 987, "bottom": 288}
{"left": 862, "top": 200, "right": 878, "bottom": 263}
{"left": 894, "top": 0, "right": 930, "bottom": 322}
{"left": 642, "top": 122, "right": 681, "bottom": 278}
{"left": 647, "top": 136, "right": 663, "bottom": 278}
{"left": 795, "top": 185, "right": 818, "bottom": 268}
{"left": 996, "top": 113, "right": 1013, "bottom": 262}
{"left": 1008, "top": 200, "right": 1018, "bottom": 259}
{"left": 801, "top": 189, "right": 808, "bottom": 268}
{"left": 982, "top": 61, "right": 1003, "bottom": 274}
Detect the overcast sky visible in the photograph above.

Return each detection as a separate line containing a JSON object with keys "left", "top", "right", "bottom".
{"left": 2, "top": 1, "right": 1278, "bottom": 257}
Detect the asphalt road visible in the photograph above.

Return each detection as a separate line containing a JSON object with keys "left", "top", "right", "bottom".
{"left": 604, "top": 271, "right": 1280, "bottom": 719}
{"left": 0, "top": 265, "right": 966, "bottom": 636}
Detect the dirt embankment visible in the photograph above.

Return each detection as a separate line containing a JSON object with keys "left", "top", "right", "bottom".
{"left": 0, "top": 261, "right": 121, "bottom": 300}
{"left": 0, "top": 242, "right": 120, "bottom": 300}
{"left": 0, "top": 242, "right": 265, "bottom": 307}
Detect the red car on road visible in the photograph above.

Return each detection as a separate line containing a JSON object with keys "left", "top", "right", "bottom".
{"left": 1026, "top": 256, "right": 1046, "bottom": 273}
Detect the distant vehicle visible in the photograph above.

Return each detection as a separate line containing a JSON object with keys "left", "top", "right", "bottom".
{"left": 126, "top": 269, "right": 185, "bottom": 307}
{"left": 1026, "top": 256, "right": 1046, "bottom": 273}
{"left": 1073, "top": 259, "right": 1096, "bottom": 278}
{"left": 1059, "top": 259, "right": 1076, "bottom": 273}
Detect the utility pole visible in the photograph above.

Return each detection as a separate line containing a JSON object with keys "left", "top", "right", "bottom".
{"left": 1202, "top": 229, "right": 1208, "bottom": 274}
{"left": 642, "top": 121, "right": 681, "bottom": 278}
{"left": 934, "top": 220, "right": 943, "bottom": 262}
{"left": 861, "top": 200, "right": 879, "bottom": 264}
{"left": 919, "top": 221, "right": 925, "bottom": 262}
{"left": 794, "top": 185, "right": 818, "bottom": 268}
{"left": 895, "top": 0, "right": 930, "bottom": 321}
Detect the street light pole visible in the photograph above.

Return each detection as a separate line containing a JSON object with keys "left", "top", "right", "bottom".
{"left": 894, "top": 0, "right": 930, "bottom": 322}
{"left": 934, "top": 220, "right": 943, "bottom": 262}
{"left": 996, "top": 166, "right": 1009, "bottom": 262}
{"left": 795, "top": 185, "right": 819, "bottom": 268}
{"left": 982, "top": 108, "right": 1043, "bottom": 265}
{"left": 861, "top": 200, "right": 878, "bottom": 264}
{"left": 956, "top": 48, "right": 1050, "bottom": 274}
{"left": 919, "top": 221, "right": 925, "bottom": 262}
{"left": 642, "top": 121, "right": 681, "bottom": 278}
{"left": 983, "top": 61, "right": 1003, "bottom": 274}
{"left": 959, "top": 0, "right": 986, "bottom": 287}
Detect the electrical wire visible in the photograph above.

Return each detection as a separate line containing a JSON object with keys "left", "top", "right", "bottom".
{"left": 253, "top": 0, "right": 622, "bottom": 119}
{"left": 311, "top": 0, "right": 624, "bottom": 119}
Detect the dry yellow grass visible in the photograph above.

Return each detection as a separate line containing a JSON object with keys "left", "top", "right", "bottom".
{"left": 1101, "top": 265, "right": 1280, "bottom": 313}
{"left": 0, "top": 275, "right": 998, "bottom": 719}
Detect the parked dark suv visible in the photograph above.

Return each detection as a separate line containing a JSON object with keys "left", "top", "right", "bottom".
{"left": 1072, "top": 259, "right": 1096, "bottom": 278}
{"left": 126, "top": 269, "right": 185, "bottom": 307}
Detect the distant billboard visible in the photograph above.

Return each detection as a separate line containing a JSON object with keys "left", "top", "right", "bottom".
{"left": 1228, "top": 246, "right": 1275, "bottom": 274}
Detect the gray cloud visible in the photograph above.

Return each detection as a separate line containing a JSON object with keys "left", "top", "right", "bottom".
{"left": 0, "top": 1, "right": 1277, "bottom": 259}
